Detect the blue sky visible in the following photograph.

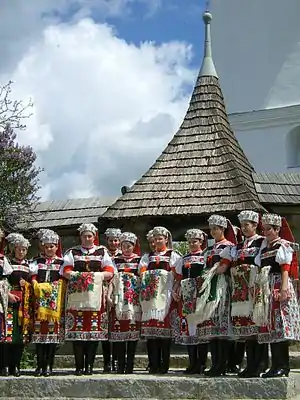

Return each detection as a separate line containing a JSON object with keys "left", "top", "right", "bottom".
{"left": 100, "top": 0, "right": 206, "bottom": 69}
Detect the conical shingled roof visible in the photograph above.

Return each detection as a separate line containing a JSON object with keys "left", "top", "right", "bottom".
{"left": 102, "top": 11, "right": 263, "bottom": 220}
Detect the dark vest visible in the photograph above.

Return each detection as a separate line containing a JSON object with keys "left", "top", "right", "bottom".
{"left": 235, "top": 236, "right": 264, "bottom": 266}
{"left": 72, "top": 247, "right": 106, "bottom": 273}
{"left": 182, "top": 251, "right": 205, "bottom": 279}
{"left": 34, "top": 257, "right": 63, "bottom": 283}
{"left": 8, "top": 259, "right": 31, "bottom": 289}
{"left": 260, "top": 239, "right": 286, "bottom": 274}
{"left": 114, "top": 255, "right": 141, "bottom": 276}
{"left": 205, "top": 241, "right": 232, "bottom": 269}
{"left": 147, "top": 249, "right": 173, "bottom": 271}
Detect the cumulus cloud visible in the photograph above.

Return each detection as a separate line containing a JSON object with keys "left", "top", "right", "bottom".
{"left": 4, "top": 15, "right": 195, "bottom": 200}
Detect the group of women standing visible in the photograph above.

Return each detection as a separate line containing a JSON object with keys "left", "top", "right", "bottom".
{"left": 0, "top": 210, "right": 298, "bottom": 379}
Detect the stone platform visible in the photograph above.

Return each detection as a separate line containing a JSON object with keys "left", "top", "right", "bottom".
{"left": 1, "top": 370, "right": 300, "bottom": 400}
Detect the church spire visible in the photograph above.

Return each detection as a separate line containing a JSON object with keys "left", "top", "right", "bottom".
{"left": 199, "top": 9, "right": 218, "bottom": 78}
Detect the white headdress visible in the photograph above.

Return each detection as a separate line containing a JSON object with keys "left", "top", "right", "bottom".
{"left": 238, "top": 210, "right": 259, "bottom": 223}
{"left": 208, "top": 214, "right": 228, "bottom": 228}
{"left": 185, "top": 229, "right": 206, "bottom": 241}
{"left": 146, "top": 229, "right": 154, "bottom": 241}
{"left": 78, "top": 223, "right": 98, "bottom": 235}
{"left": 40, "top": 230, "right": 60, "bottom": 244}
{"left": 120, "top": 232, "right": 137, "bottom": 245}
{"left": 152, "top": 226, "right": 172, "bottom": 248}
{"left": 6, "top": 233, "right": 24, "bottom": 244}
{"left": 261, "top": 213, "right": 282, "bottom": 227}
{"left": 14, "top": 235, "right": 30, "bottom": 248}
{"left": 37, "top": 229, "right": 54, "bottom": 241}
{"left": 104, "top": 228, "right": 121, "bottom": 238}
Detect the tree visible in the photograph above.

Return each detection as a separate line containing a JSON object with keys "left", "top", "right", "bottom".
{"left": 0, "top": 81, "right": 33, "bottom": 132}
{"left": 0, "top": 83, "right": 40, "bottom": 231}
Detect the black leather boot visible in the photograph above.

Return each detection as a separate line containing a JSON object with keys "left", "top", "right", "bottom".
{"left": 205, "top": 339, "right": 221, "bottom": 377}
{"left": 11, "top": 344, "right": 24, "bottom": 377}
{"left": 102, "top": 341, "right": 111, "bottom": 373}
{"left": 116, "top": 342, "right": 126, "bottom": 374}
{"left": 239, "top": 340, "right": 259, "bottom": 378}
{"left": 160, "top": 338, "right": 171, "bottom": 374}
{"left": 125, "top": 341, "right": 137, "bottom": 374}
{"left": 85, "top": 342, "right": 98, "bottom": 375}
{"left": 73, "top": 341, "right": 84, "bottom": 375}
{"left": 185, "top": 345, "right": 198, "bottom": 374}
{"left": 198, "top": 342, "right": 208, "bottom": 374}
{"left": 35, "top": 344, "right": 44, "bottom": 377}
{"left": 147, "top": 339, "right": 160, "bottom": 374}
{"left": 262, "top": 342, "right": 289, "bottom": 378}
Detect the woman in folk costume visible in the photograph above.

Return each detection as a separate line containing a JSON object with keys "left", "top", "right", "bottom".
{"left": 254, "top": 214, "right": 300, "bottom": 378}
{"left": 221, "top": 211, "right": 267, "bottom": 377}
{"left": 139, "top": 226, "right": 181, "bottom": 374}
{"left": 0, "top": 228, "right": 13, "bottom": 376}
{"left": 62, "top": 223, "right": 114, "bottom": 375}
{"left": 30, "top": 230, "right": 65, "bottom": 377}
{"left": 146, "top": 230, "right": 156, "bottom": 252}
{"left": 102, "top": 227, "right": 122, "bottom": 372}
{"left": 109, "top": 232, "right": 141, "bottom": 374}
{"left": 195, "top": 214, "right": 236, "bottom": 377}
{"left": 4, "top": 234, "right": 32, "bottom": 376}
{"left": 176, "top": 228, "right": 209, "bottom": 375}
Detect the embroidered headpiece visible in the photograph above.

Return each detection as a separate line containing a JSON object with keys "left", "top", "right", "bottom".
{"left": 6, "top": 233, "right": 24, "bottom": 244}
{"left": 78, "top": 223, "right": 98, "bottom": 235}
{"left": 36, "top": 229, "right": 53, "bottom": 241}
{"left": 185, "top": 229, "right": 206, "bottom": 241}
{"left": 40, "top": 230, "right": 60, "bottom": 244}
{"left": 208, "top": 214, "right": 227, "bottom": 228}
{"left": 120, "top": 232, "right": 137, "bottom": 245}
{"left": 104, "top": 228, "right": 122, "bottom": 239}
{"left": 152, "top": 226, "right": 170, "bottom": 238}
{"left": 146, "top": 229, "right": 154, "bottom": 241}
{"left": 13, "top": 235, "right": 30, "bottom": 248}
{"left": 238, "top": 210, "right": 259, "bottom": 223}
{"left": 261, "top": 213, "right": 282, "bottom": 227}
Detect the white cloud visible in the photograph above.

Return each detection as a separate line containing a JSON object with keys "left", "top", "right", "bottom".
{"left": 5, "top": 17, "right": 195, "bottom": 200}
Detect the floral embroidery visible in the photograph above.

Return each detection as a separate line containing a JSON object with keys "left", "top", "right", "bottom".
{"left": 181, "top": 278, "right": 197, "bottom": 315}
{"left": 37, "top": 281, "right": 60, "bottom": 311}
{"left": 123, "top": 274, "right": 140, "bottom": 306}
{"left": 68, "top": 272, "right": 94, "bottom": 294}
{"left": 140, "top": 269, "right": 161, "bottom": 301}
{"left": 231, "top": 265, "right": 251, "bottom": 303}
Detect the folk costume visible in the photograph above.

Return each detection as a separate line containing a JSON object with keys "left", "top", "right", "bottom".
{"left": 102, "top": 227, "right": 122, "bottom": 373}
{"left": 176, "top": 229, "right": 208, "bottom": 375}
{"left": 62, "top": 223, "right": 114, "bottom": 375}
{"left": 110, "top": 232, "right": 141, "bottom": 374}
{"left": 254, "top": 214, "right": 300, "bottom": 378}
{"left": 5, "top": 234, "right": 32, "bottom": 377}
{"left": 139, "top": 226, "right": 181, "bottom": 374}
{"left": 0, "top": 229, "right": 13, "bottom": 376}
{"left": 197, "top": 215, "right": 236, "bottom": 377}
{"left": 30, "top": 230, "right": 65, "bottom": 377}
{"left": 221, "top": 211, "right": 268, "bottom": 377}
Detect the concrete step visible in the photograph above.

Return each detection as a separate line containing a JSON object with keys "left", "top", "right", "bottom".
{"left": 52, "top": 352, "right": 300, "bottom": 370}
{"left": 1, "top": 370, "right": 300, "bottom": 399}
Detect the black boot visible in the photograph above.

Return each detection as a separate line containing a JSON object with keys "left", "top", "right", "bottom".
{"left": 147, "top": 339, "right": 160, "bottom": 374}
{"left": 43, "top": 344, "right": 56, "bottom": 377}
{"left": 35, "top": 344, "right": 45, "bottom": 377}
{"left": 185, "top": 345, "right": 198, "bottom": 374}
{"left": 198, "top": 342, "right": 208, "bottom": 374}
{"left": 262, "top": 342, "right": 290, "bottom": 378}
{"left": 116, "top": 342, "right": 126, "bottom": 374}
{"left": 11, "top": 344, "right": 24, "bottom": 377}
{"left": 227, "top": 341, "right": 242, "bottom": 374}
{"left": 1, "top": 344, "right": 9, "bottom": 376}
{"left": 239, "top": 340, "right": 259, "bottom": 378}
{"left": 204, "top": 339, "right": 220, "bottom": 376}
{"left": 125, "top": 341, "right": 137, "bottom": 374}
{"left": 73, "top": 341, "right": 84, "bottom": 375}
{"left": 48, "top": 344, "right": 57, "bottom": 374}
{"left": 85, "top": 342, "right": 98, "bottom": 375}
{"left": 102, "top": 341, "right": 111, "bottom": 373}
{"left": 160, "top": 338, "right": 171, "bottom": 374}
{"left": 257, "top": 343, "right": 269, "bottom": 373}
{"left": 112, "top": 342, "right": 118, "bottom": 372}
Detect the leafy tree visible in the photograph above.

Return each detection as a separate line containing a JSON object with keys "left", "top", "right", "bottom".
{"left": 0, "top": 82, "right": 40, "bottom": 231}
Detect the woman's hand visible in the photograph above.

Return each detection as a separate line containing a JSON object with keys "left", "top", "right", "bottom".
{"left": 8, "top": 293, "right": 20, "bottom": 303}
{"left": 280, "top": 284, "right": 290, "bottom": 302}
{"left": 106, "top": 296, "right": 113, "bottom": 310}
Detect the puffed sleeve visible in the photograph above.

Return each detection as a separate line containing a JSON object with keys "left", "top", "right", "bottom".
{"left": 276, "top": 242, "right": 294, "bottom": 271}
{"left": 138, "top": 253, "right": 149, "bottom": 275}
{"left": 174, "top": 257, "right": 183, "bottom": 276}
{"left": 220, "top": 245, "right": 235, "bottom": 262}
{"left": 60, "top": 250, "right": 74, "bottom": 275}
{"left": 3, "top": 256, "right": 13, "bottom": 276}
{"left": 102, "top": 249, "right": 115, "bottom": 274}
{"left": 29, "top": 260, "right": 38, "bottom": 277}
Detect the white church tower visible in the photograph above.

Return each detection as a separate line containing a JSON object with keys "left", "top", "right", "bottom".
{"left": 211, "top": 0, "right": 300, "bottom": 172}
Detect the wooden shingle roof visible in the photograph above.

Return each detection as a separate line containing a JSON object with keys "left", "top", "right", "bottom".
{"left": 254, "top": 173, "right": 300, "bottom": 204}
{"left": 102, "top": 12, "right": 263, "bottom": 220}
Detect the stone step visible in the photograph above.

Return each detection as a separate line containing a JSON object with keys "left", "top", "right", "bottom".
{"left": 0, "top": 370, "right": 300, "bottom": 399}
{"left": 52, "top": 352, "right": 300, "bottom": 370}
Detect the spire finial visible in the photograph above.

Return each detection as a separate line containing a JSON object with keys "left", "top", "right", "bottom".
{"left": 199, "top": 7, "right": 218, "bottom": 78}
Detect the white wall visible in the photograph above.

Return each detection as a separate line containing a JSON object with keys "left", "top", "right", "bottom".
{"left": 229, "top": 105, "right": 300, "bottom": 172}
{"left": 211, "top": 0, "right": 300, "bottom": 113}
